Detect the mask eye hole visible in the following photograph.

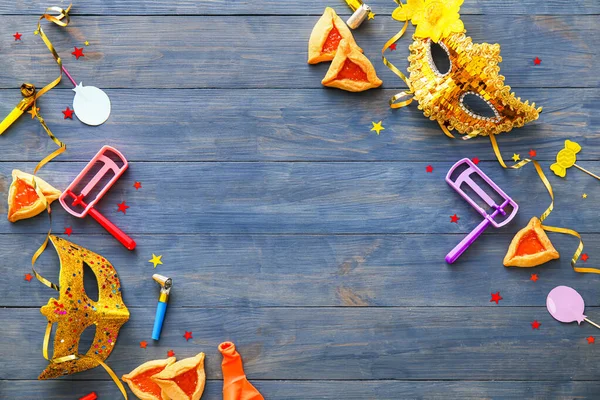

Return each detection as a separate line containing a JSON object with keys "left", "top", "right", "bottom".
{"left": 427, "top": 40, "right": 451, "bottom": 76}
{"left": 460, "top": 92, "right": 500, "bottom": 121}
{"left": 78, "top": 324, "right": 97, "bottom": 355}
{"left": 83, "top": 261, "right": 99, "bottom": 302}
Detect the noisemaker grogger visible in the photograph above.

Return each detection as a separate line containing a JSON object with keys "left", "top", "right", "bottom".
{"left": 59, "top": 145, "right": 136, "bottom": 250}
{"left": 445, "top": 158, "right": 518, "bottom": 263}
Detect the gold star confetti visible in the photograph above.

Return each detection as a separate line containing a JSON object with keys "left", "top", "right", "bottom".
{"left": 368, "top": 11, "right": 376, "bottom": 20}
{"left": 27, "top": 107, "right": 40, "bottom": 119}
{"left": 84, "top": 40, "right": 89, "bottom": 46}
{"left": 512, "top": 153, "right": 521, "bottom": 162}
{"left": 371, "top": 121, "right": 385, "bottom": 135}
{"left": 148, "top": 254, "right": 163, "bottom": 268}
{"left": 34, "top": 30, "right": 39, "bottom": 35}
{"left": 582, "top": 193, "right": 588, "bottom": 199}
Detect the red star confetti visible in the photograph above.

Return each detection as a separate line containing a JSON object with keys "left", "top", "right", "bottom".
{"left": 490, "top": 292, "right": 503, "bottom": 304}
{"left": 531, "top": 320, "right": 541, "bottom": 330}
{"left": 167, "top": 350, "right": 175, "bottom": 357}
{"left": 72, "top": 46, "right": 85, "bottom": 59}
{"left": 389, "top": 43, "right": 397, "bottom": 51}
{"left": 472, "top": 157, "right": 480, "bottom": 165}
{"left": 133, "top": 181, "right": 142, "bottom": 190}
{"left": 581, "top": 253, "right": 589, "bottom": 262}
{"left": 13, "top": 32, "right": 22, "bottom": 41}
{"left": 117, "top": 201, "right": 130, "bottom": 214}
{"left": 533, "top": 57, "right": 541, "bottom": 65}
{"left": 450, "top": 214, "right": 459, "bottom": 223}
{"left": 62, "top": 106, "right": 74, "bottom": 119}
{"left": 425, "top": 165, "right": 433, "bottom": 173}
{"left": 529, "top": 149, "right": 537, "bottom": 158}
{"left": 140, "top": 341, "right": 148, "bottom": 349}
{"left": 64, "top": 226, "right": 73, "bottom": 236}
{"left": 587, "top": 336, "right": 595, "bottom": 344}
{"left": 24, "top": 273, "right": 33, "bottom": 282}
{"left": 184, "top": 331, "right": 193, "bottom": 341}
{"left": 530, "top": 274, "right": 539, "bottom": 282}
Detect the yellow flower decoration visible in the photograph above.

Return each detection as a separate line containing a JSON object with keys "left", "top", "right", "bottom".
{"left": 392, "top": 0, "right": 465, "bottom": 42}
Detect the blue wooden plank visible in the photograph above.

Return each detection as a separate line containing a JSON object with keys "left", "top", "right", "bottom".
{"left": 0, "top": 15, "right": 596, "bottom": 89}
{"left": 4, "top": 379, "right": 600, "bottom": 400}
{"left": 1, "top": 0, "right": 597, "bottom": 15}
{"left": 0, "top": 88, "right": 596, "bottom": 162}
{"left": 5, "top": 232, "right": 600, "bottom": 308}
{"left": 2, "top": 307, "right": 600, "bottom": 381}
{"left": 1, "top": 161, "right": 599, "bottom": 235}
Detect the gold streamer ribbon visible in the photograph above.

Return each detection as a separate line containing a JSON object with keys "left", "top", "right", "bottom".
{"left": 42, "top": 322, "right": 128, "bottom": 399}
{"left": 30, "top": 203, "right": 58, "bottom": 291}
{"left": 29, "top": 5, "right": 72, "bottom": 286}
{"left": 489, "top": 134, "right": 598, "bottom": 274}
{"left": 381, "top": 13, "right": 414, "bottom": 109}
{"left": 30, "top": 5, "right": 72, "bottom": 172}
{"left": 0, "top": 6, "right": 71, "bottom": 172}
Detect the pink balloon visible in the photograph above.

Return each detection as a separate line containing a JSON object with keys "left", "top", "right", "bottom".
{"left": 546, "top": 286, "right": 586, "bottom": 324}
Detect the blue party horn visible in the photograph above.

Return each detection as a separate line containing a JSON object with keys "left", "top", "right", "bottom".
{"left": 152, "top": 274, "right": 172, "bottom": 340}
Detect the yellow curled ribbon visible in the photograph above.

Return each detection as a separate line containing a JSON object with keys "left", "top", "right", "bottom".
{"left": 489, "top": 134, "right": 597, "bottom": 274}
{"left": 0, "top": 5, "right": 71, "bottom": 172}
{"left": 381, "top": 1, "right": 414, "bottom": 109}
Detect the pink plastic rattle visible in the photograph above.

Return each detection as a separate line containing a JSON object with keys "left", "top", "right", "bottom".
{"left": 59, "top": 146, "right": 136, "bottom": 250}
{"left": 546, "top": 286, "right": 600, "bottom": 329}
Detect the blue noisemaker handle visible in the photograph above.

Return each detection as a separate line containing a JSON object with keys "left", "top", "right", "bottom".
{"left": 152, "top": 300, "right": 168, "bottom": 340}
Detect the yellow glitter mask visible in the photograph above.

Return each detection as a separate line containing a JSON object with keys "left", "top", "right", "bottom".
{"left": 385, "top": 0, "right": 542, "bottom": 138}
{"left": 407, "top": 33, "right": 542, "bottom": 137}
{"left": 39, "top": 235, "right": 129, "bottom": 380}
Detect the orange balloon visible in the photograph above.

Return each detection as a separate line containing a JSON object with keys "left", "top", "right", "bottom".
{"left": 219, "top": 342, "right": 264, "bottom": 400}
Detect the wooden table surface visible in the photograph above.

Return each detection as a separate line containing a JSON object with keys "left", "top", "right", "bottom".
{"left": 1, "top": 1, "right": 599, "bottom": 399}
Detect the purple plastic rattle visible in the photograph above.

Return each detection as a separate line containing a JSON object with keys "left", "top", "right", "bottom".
{"left": 546, "top": 286, "right": 600, "bottom": 329}
{"left": 445, "top": 158, "right": 518, "bottom": 264}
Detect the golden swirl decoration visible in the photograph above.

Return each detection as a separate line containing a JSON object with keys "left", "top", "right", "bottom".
{"left": 0, "top": 5, "right": 71, "bottom": 172}
{"left": 489, "top": 134, "right": 598, "bottom": 274}
{"left": 381, "top": 19, "right": 414, "bottom": 108}
{"left": 381, "top": 0, "right": 414, "bottom": 108}
{"left": 30, "top": 204, "right": 59, "bottom": 291}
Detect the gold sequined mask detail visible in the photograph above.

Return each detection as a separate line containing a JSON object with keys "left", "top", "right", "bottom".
{"left": 407, "top": 33, "right": 542, "bottom": 137}
{"left": 39, "top": 235, "right": 129, "bottom": 379}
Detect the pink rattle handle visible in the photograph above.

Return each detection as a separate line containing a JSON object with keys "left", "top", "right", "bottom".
{"left": 445, "top": 218, "right": 490, "bottom": 264}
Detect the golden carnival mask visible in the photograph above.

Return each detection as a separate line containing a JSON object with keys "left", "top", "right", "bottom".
{"left": 38, "top": 235, "right": 129, "bottom": 380}
{"left": 387, "top": 0, "right": 541, "bottom": 138}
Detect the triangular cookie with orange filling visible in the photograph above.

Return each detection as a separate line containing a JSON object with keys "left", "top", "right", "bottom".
{"left": 122, "top": 357, "right": 176, "bottom": 400}
{"left": 504, "top": 217, "right": 559, "bottom": 267}
{"left": 322, "top": 39, "right": 383, "bottom": 92}
{"left": 7, "top": 169, "right": 61, "bottom": 223}
{"left": 308, "top": 7, "right": 362, "bottom": 64}
{"left": 152, "top": 352, "right": 206, "bottom": 400}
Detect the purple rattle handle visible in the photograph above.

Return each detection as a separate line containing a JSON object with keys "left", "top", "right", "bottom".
{"left": 445, "top": 218, "right": 491, "bottom": 264}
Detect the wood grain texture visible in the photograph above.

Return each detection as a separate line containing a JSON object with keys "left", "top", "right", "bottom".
{"left": 5, "top": 380, "right": 600, "bottom": 400}
{"left": 0, "top": 88, "right": 598, "bottom": 162}
{"left": 5, "top": 233, "right": 600, "bottom": 308}
{"left": 1, "top": 0, "right": 597, "bottom": 15}
{"left": 0, "top": 15, "right": 596, "bottom": 89}
{"left": 1, "top": 161, "right": 599, "bottom": 235}
{"left": 2, "top": 0, "right": 599, "bottom": 397}
{"left": 2, "top": 307, "right": 600, "bottom": 381}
